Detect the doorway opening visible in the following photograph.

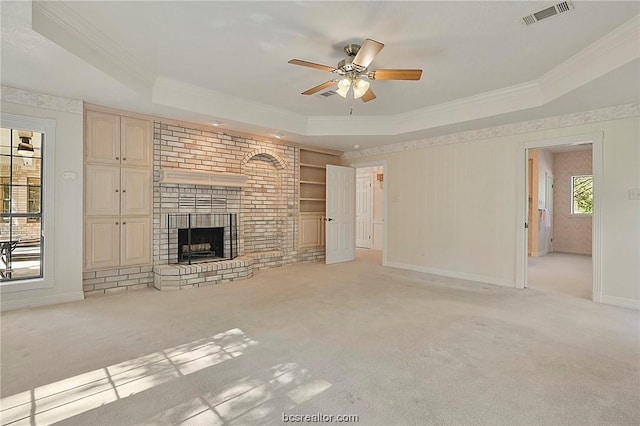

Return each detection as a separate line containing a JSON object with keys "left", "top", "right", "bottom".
{"left": 352, "top": 162, "right": 386, "bottom": 266}
{"left": 517, "top": 133, "right": 602, "bottom": 302}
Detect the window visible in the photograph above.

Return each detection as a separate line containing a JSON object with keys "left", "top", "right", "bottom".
{"left": 1, "top": 177, "right": 9, "bottom": 217}
{"left": 0, "top": 127, "right": 43, "bottom": 281}
{"left": 571, "top": 175, "right": 593, "bottom": 215}
{"left": 27, "top": 177, "right": 41, "bottom": 222}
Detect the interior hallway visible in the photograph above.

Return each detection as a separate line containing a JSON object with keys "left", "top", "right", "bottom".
{"left": 528, "top": 252, "right": 592, "bottom": 300}
{"left": 1, "top": 257, "right": 638, "bottom": 425}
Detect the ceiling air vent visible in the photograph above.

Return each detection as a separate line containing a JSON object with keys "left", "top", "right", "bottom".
{"left": 521, "top": 1, "right": 574, "bottom": 26}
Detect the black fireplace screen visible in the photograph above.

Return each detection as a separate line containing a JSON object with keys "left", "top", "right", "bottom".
{"left": 167, "top": 213, "right": 238, "bottom": 264}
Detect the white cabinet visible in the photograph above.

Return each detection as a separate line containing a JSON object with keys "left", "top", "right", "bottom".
{"left": 85, "top": 166, "right": 152, "bottom": 216}
{"left": 85, "top": 111, "right": 121, "bottom": 165}
{"left": 85, "top": 111, "right": 152, "bottom": 166}
{"left": 120, "top": 217, "right": 152, "bottom": 266}
{"left": 84, "top": 109, "right": 152, "bottom": 271}
{"left": 299, "top": 213, "right": 325, "bottom": 248}
{"left": 85, "top": 165, "right": 120, "bottom": 216}
{"left": 85, "top": 217, "right": 152, "bottom": 270}
{"left": 85, "top": 217, "right": 120, "bottom": 270}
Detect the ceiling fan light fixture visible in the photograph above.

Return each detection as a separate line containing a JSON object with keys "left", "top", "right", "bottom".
{"left": 336, "top": 78, "right": 351, "bottom": 98}
{"left": 352, "top": 78, "right": 370, "bottom": 99}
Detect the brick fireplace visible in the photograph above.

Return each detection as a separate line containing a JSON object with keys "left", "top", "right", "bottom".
{"left": 84, "top": 119, "right": 327, "bottom": 295}
{"left": 151, "top": 122, "right": 304, "bottom": 290}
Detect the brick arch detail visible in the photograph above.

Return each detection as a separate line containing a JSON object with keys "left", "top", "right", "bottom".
{"left": 241, "top": 149, "right": 288, "bottom": 170}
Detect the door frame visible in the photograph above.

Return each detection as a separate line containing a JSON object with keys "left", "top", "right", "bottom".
{"left": 349, "top": 160, "right": 388, "bottom": 266}
{"left": 516, "top": 132, "right": 603, "bottom": 302}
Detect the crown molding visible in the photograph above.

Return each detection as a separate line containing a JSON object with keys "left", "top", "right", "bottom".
{"left": 538, "top": 14, "right": 640, "bottom": 103}
{"left": 152, "top": 77, "right": 309, "bottom": 136}
{"left": 1, "top": 85, "right": 83, "bottom": 115}
{"left": 32, "top": 1, "right": 154, "bottom": 96}
{"left": 342, "top": 103, "right": 640, "bottom": 159}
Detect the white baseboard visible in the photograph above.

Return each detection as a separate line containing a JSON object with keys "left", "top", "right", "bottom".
{"left": 386, "top": 261, "right": 516, "bottom": 288}
{"left": 1, "top": 291, "right": 85, "bottom": 312}
{"left": 601, "top": 295, "right": 640, "bottom": 310}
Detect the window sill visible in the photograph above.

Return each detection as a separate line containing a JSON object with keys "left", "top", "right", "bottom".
{"left": 0, "top": 276, "right": 52, "bottom": 293}
{"left": 570, "top": 214, "right": 592, "bottom": 218}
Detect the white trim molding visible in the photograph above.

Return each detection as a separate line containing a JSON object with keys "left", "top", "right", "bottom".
{"left": 601, "top": 296, "right": 640, "bottom": 310}
{"left": 32, "top": 1, "right": 154, "bottom": 96}
{"left": 1, "top": 86, "right": 83, "bottom": 115}
{"left": 1, "top": 291, "right": 85, "bottom": 311}
{"left": 387, "top": 261, "right": 516, "bottom": 288}
{"left": 516, "top": 132, "right": 604, "bottom": 305}
{"left": 344, "top": 103, "right": 639, "bottom": 159}
{"left": 0, "top": 112, "right": 57, "bottom": 294}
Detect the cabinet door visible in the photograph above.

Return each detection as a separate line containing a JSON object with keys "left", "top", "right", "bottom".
{"left": 121, "top": 167, "right": 152, "bottom": 216}
{"left": 299, "top": 214, "right": 324, "bottom": 248}
{"left": 121, "top": 116, "right": 152, "bottom": 167}
{"left": 120, "top": 217, "right": 152, "bottom": 266}
{"left": 85, "top": 218, "right": 120, "bottom": 270}
{"left": 85, "top": 165, "right": 120, "bottom": 216}
{"left": 85, "top": 111, "right": 120, "bottom": 164}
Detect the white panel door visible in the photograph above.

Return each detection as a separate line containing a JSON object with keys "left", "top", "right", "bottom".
{"left": 356, "top": 175, "right": 372, "bottom": 248}
{"left": 326, "top": 165, "right": 355, "bottom": 264}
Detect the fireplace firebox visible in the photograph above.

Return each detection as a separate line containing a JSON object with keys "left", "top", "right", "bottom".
{"left": 166, "top": 213, "right": 238, "bottom": 264}
{"left": 178, "top": 227, "right": 224, "bottom": 262}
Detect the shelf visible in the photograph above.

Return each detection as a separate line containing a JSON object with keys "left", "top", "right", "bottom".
{"left": 300, "top": 180, "right": 326, "bottom": 185}
{"left": 300, "top": 198, "right": 326, "bottom": 201}
{"left": 300, "top": 163, "right": 326, "bottom": 169}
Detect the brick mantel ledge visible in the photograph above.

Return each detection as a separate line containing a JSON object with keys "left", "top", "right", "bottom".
{"left": 159, "top": 169, "right": 248, "bottom": 187}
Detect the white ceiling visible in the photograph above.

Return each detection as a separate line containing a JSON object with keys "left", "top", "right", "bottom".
{"left": 1, "top": 1, "right": 639, "bottom": 152}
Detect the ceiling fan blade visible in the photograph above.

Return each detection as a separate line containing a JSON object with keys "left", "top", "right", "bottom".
{"left": 302, "top": 80, "right": 336, "bottom": 95}
{"left": 352, "top": 38, "right": 384, "bottom": 69}
{"left": 368, "top": 69, "right": 423, "bottom": 80}
{"left": 288, "top": 59, "right": 336, "bottom": 73}
{"left": 360, "top": 88, "right": 376, "bottom": 103}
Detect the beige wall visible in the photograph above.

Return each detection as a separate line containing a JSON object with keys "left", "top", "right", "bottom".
{"left": 1, "top": 101, "right": 84, "bottom": 310}
{"left": 553, "top": 149, "right": 593, "bottom": 254}
{"left": 349, "top": 115, "right": 639, "bottom": 305}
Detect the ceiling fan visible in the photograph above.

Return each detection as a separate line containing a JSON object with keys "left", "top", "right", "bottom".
{"left": 288, "top": 38, "right": 422, "bottom": 103}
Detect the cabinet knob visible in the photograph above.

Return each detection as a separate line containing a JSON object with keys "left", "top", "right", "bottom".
{"left": 115, "top": 189, "right": 119, "bottom": 193}
{"left": 122, "top": 157, "right": 126, "bottom": 161}
{"left": 115, "top": 157, "right": 119, "bottom": 160}
{"left": 122, "top": 222, "right": 126, "bottom": 225}
{"left": 115, "top": 222, "right": 119, "bottom": 225}
{"left": 122, "top": 189, "right": 126, "bottom": 193}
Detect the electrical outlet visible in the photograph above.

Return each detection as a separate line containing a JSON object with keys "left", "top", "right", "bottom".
{"left": 629, "top": 189, "right": 640, "bottom": 200}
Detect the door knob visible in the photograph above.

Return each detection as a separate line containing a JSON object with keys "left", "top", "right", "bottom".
{"left": 325, "top": 218, "right": 334, "bottom": 222}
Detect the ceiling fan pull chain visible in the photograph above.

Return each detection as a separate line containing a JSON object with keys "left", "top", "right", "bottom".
{"left": 350, "top": 106, "right": 354, "bottom": 116}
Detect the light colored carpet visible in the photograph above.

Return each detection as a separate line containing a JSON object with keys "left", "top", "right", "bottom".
{"left": 528, "top": 252, "right": 592, "bottom": 300}
{"left": 1, "top": 251, "right": 639, "bottom": 425}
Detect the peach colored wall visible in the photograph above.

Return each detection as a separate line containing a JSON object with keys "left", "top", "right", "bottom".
{"left": 553, "top": 149, "right": 592, "bottom": 254}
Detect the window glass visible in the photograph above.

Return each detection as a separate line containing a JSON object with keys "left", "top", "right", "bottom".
{"left": 571, "top": 175, "right": 593, "bottom": 215}
{"left": 0, "top": 128, "right": 43, "bottom": 281}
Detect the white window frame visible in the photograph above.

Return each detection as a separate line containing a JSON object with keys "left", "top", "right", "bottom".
{"left": 570, "top": 174, "right": 593, "bottom": 217}
{"left": 0, "top": 113, "right": 55, "bottom": 292}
